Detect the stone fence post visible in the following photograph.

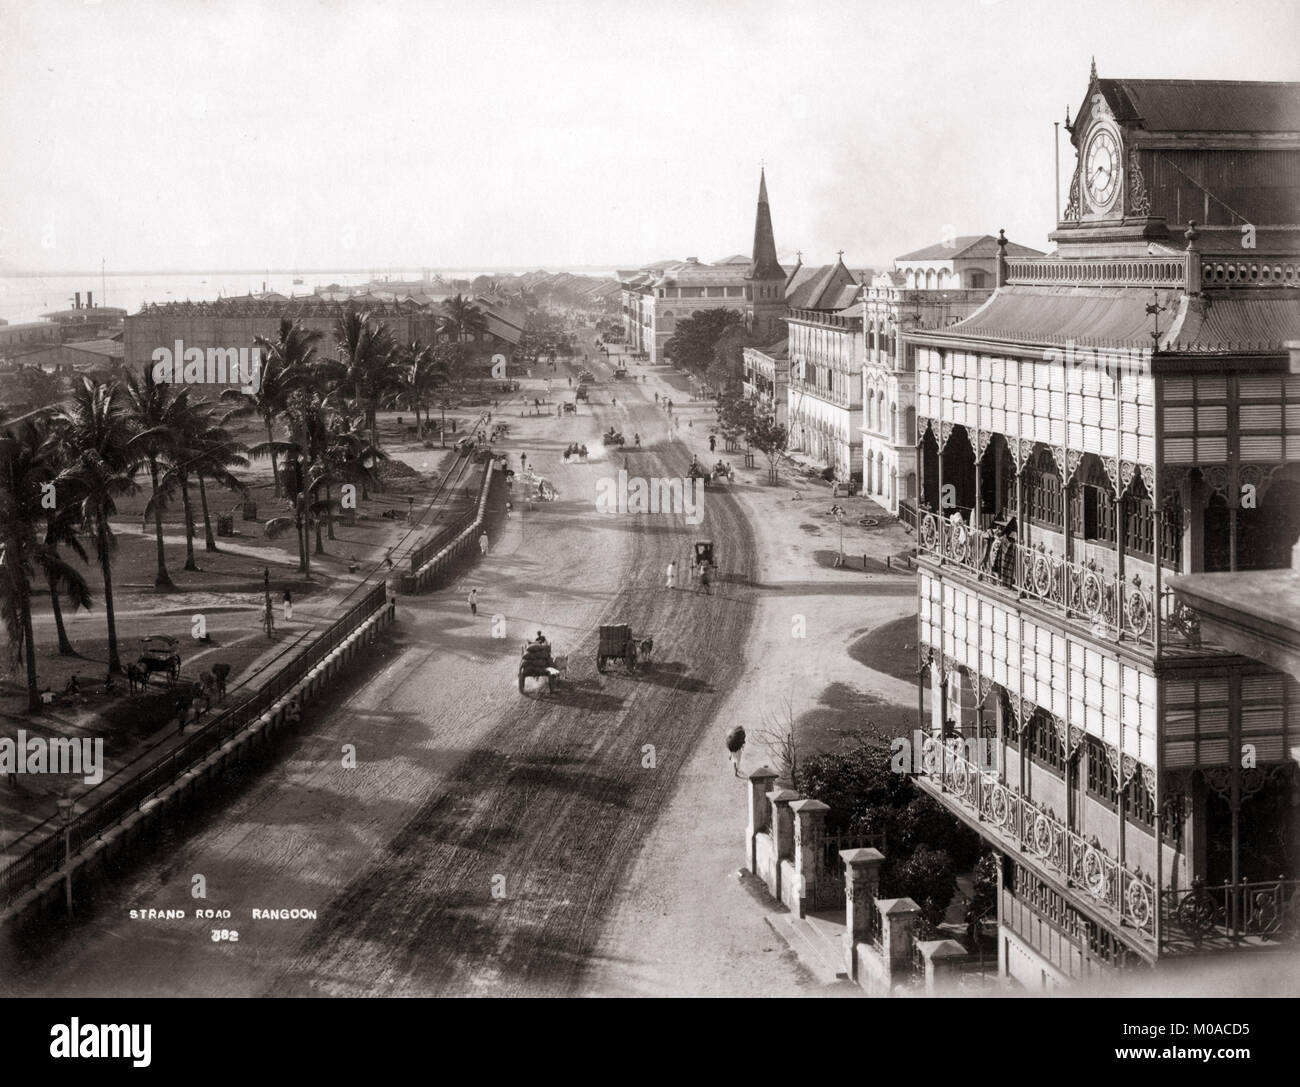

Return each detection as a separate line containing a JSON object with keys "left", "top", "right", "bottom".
{"left": 768, "top": 788, "right": 799, "bottom": 900}
{"left": 790, "top": 798, "right": 829, "bottom": 918}
{"left": 917, "top": 939, "right": 967, "bottom": 995}
{"left": 746, "top": 766, "right": 779, "bottom": 873}
{"left": 840, "top": 847, "right": 884, "bottom": 981}
{"left": 875, "top": 897, "right": 923, "bottom": 989}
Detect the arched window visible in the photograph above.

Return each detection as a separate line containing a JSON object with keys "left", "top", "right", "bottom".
{"left": 890, "top": 403, "right": 898, "bottom": 443}
{"left": 905, "top": 406, "right": 916, "bottom": 444}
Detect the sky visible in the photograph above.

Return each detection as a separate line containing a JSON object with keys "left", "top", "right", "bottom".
{"left": 2, "top": 0, "right": 1298, "bottom": 275}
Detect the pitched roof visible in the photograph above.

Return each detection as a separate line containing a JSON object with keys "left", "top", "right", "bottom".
{"left": 920, "top": 285, "right": 1300, "bottom": 353}
{"left": 895, "top": 235, "right": 1045, "bottom": 262}
{"left": 1092, "top": 78, "right": 1300, "bottom": 135}
{"left": 785, "top": 261, "right": 861, "bottom": 311}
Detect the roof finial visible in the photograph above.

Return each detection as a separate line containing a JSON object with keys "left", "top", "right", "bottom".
{"left": 1090, "top": 55, "right": 1097, "bottom": 82}
{"left": 837, "top": 249, "right": 845, "bottom": 262}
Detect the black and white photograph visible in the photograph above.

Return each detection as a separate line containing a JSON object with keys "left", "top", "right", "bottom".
{"left": 1, "top": 0, "right": 1298, "bottom": 1058}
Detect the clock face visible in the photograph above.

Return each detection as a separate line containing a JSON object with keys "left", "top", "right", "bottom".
{"left": 1084, "top": 127, "right": 1120, "bottom": 212}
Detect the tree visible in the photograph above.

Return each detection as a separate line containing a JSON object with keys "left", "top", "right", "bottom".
{"left": 123, "top": 367, "right": 195, "bottom": 589}
{"left": 439, "top": 294, "right": 488, "bottom": 350}
{"left": 329, "top": 310, "right": 399, "bottom": 448}
{"left": 663, "top": 308, "right": 743, "bottom": 375}
{"left": 748, "top": 412, "right": 790, "bottom": 485}
{"left": 188, "top": 404, "right": 248, "bottom": 553}
{"left": 396, "top": 339, "right": 435, "bottom": 438}
{"left": 53, "top": 378, "right": 138, "bottom": 673}
{"left": 224, "top": 318, "right": 318, "bottom": 498}
{"left": 39, "top": 436, "right": 93, "bottom": 656}
{"left": 0, "top": 420, "right": 89, "bottom": 711}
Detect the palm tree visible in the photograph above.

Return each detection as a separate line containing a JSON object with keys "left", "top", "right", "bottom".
{"left": 53, "top": 378, "right": 137, "bottom": 673}
{"left": 123, "top": 367, "right": 192, "bottom": 590}
{"left": 0, "top": 420, "right": 89, "bottom": 711}
{"left": 190, "top": 406, "right": 248, "bottom": 553}
{"left": 329, "top": 310, "right": 399, "bottom": 449}
{"left": 397, "top": 339, "right": 434, "bottom": 437}
{"left": 40, "top": 438, "right": 93, "bottom": 655}
{"left": 223, "top": 318, "right": 318, "bottom": 498}
{"left": 439, "top": 294, "right": 488, "bottom": 348}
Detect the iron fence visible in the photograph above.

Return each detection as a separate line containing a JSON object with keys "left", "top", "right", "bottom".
{"left": 1, "top": 582, "right": 388, "bottom": 906}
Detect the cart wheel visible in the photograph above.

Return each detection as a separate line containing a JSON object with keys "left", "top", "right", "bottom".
{"left": 518, "top": 669, "right": 527, "bottom": 694}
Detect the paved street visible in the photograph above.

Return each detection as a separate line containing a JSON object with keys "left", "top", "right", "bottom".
{"left": 1, "top": 355, "right": 783, "bottom": 997}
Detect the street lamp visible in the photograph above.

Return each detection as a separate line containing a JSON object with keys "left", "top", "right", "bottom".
{"left": 56, "top": 792, "right": 75, "bottom": 916}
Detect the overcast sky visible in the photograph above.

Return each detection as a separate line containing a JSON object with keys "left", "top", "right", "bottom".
{"left": 2, "top": 0, "right": 1297, "bottom": 274}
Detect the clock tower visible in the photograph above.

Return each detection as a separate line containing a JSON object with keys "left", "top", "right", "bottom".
{"left": 1051, "top": 59, "right": 1173, "bottom": 255}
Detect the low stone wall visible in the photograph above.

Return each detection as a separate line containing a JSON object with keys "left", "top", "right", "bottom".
{"left": 400, "top": 462, "right": 503, "bottom": 594}
{"left": 742, "top": 764, "right": 950, "bottom": 996}
{"left": 0, "top": 597, "right": 396, "bottom": 933}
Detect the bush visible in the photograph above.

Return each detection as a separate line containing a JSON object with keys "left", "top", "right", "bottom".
{"left": 884, "top": 846, "right": 957, "bottom": 931}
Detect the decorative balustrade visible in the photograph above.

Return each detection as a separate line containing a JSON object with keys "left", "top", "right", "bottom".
{"left": 1005, "top": 256, "right": 1186, "bottom": 288}
{"left": 1162, "top": 878, "right": 1300, "bottom": 952}
{"left": 916, "top": 737, "right": 1157, "bottom": 943}
{"left": 918, "top": 511, "right": 1158, "bottom": 648}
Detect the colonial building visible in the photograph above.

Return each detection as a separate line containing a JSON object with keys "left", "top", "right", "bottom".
{"left": 862, "top": 235, "right": 1043, "bottom": 517}
{"left": 741, "top": 336, "right": 790, "bottom": 429}
{"left": 785, "top": 257, "right": 864, "bottom": 484}
{"left": 123, "top": 294, "right": 522, "bottom": 389}
{"left": 907, "top": 69, "right": 1300, "bottom": 987}
{"left": 619, "top": 170, "right": 790, "bottom": 362}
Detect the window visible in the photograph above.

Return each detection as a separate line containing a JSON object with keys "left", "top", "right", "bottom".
{"left": 1124, "top": 495, "right": 1154, "bottom": 558}
{"left": 1086, "top": 737, "right": 1118, "bottom": 807}
{"left": 1072, "top": 483, "right": 1116, "bottom": 543}
{"left": 1027, "top": 712, "right": 1064, "bottom": 772}
{"left": 1128, "top": 774, "right": 1154, "bottom": 831}
{"left": 1160, "top": 500, "right": 1183, "bottom": 570}
{"left": 1027, "top": 455, "right": 1064, "bottom": 528}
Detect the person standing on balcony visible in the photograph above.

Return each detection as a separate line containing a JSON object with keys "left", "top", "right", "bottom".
{"left": 994, "top": 517, "right": 1018, "bottom": 586}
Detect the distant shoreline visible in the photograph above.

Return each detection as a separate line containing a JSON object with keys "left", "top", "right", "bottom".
{"left": 1, "top": 265, "right": 623, "bottom": 279}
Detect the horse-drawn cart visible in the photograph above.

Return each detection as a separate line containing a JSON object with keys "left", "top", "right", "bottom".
{"left": 137, "top": 635, "right": 181, "bottom": 684}
{"left": 596, "top": 623, "right": 654, "bottom": 674}
{"left": 519, "top": 640, "right": 566, "bottom": 694}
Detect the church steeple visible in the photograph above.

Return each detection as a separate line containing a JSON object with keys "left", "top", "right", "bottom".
{"left": 748, "top": 168, "right": 784, "bottom": 281}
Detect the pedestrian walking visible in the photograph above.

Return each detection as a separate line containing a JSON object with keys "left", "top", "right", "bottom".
{"left": 709, "top": 434, "right": 716, "bottom": 453}
{"left": 699, "top": 564, "right": 711, "bottom": 594}
{"left": 468, "top": 588, "right": 479, "bottom": 616}
{"left": 282, "top": 589, "right": 293, "bottom": 622}
{"left": 666, "top": 560, "right": 676, "bottom": 589}
{"left": 479, "top": 531, "right": 489, "bottom": 557}
{"left": 520, "top": 452, "right": 527, "bottom": 470}
{"left": 384, "top": 547, "right": 394, "bottom": 569}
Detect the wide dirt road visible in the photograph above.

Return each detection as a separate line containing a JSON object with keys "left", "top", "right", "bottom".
{"left": 2, "top": 370, "right": 758, "bottom": 997}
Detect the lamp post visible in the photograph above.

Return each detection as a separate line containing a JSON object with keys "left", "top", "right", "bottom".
{"left": 56, "top": 793, "right": 75, "bottom": 916}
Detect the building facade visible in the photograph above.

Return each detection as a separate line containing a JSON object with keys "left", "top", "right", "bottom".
{"left": 907, "top": 71, "right": 1300, "bottom": 987}
{"left": 742, "top": 338, "right": 790, "bottom": 428}
{"left": 862, "top": 237, "right": 1043, "bottom": 518}
{"left": 619, "top": 170, "right": 789, "bottom": 363}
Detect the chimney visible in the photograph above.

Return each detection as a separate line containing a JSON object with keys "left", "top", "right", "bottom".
{"left": 87, "top": 290, "right": 93, "bottom": 309}
{"left": 74, "top": 292, "right": 81, "bottom": 310}
{"left": 994, "top": 229, "right": 1008, "bottom": 288}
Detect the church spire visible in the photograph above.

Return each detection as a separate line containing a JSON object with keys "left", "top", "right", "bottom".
{"left": 748, "top": 168, "right": 783, "bottom": 281}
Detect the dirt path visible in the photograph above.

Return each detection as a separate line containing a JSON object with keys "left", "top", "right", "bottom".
{"left": 1, "top": 364, "right": 762, "bottom": 997}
